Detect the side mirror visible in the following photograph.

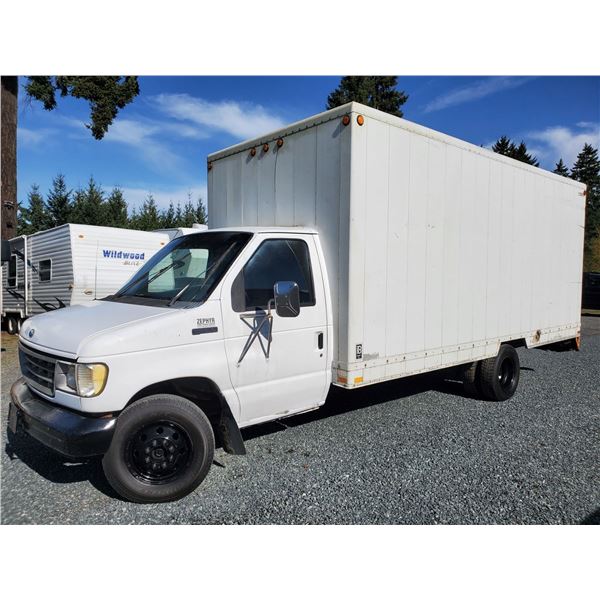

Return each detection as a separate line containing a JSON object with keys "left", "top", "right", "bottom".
{"left": 1, "top": 240, "right": 10, "bottom": 264}
{"left": 273, "top": 281, "right": 300, "bottom": 318}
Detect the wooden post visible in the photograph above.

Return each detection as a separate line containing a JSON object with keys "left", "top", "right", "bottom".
{"left": 1, "top": 76, "right": 18, "bottom": 240}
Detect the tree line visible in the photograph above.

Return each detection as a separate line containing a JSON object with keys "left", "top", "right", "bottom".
{"left": 17, "top": 174, "right": 207, "bottom": 236}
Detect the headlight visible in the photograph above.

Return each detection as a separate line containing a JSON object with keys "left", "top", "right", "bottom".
{"left": 77, "top": 363, "right": 109, "bottom": 397}
{"left": 55, "top": 361, "right": 108, "bottom": 397}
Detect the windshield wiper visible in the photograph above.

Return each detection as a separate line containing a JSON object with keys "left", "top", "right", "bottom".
{"left": 168, "top": 282, "right": 192, "bottom": 306}
{"left": 116, "top": 259, "right": 185, "bottom": 298}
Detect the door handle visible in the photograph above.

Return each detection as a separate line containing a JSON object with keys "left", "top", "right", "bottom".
{"left": 317, "top": 332, "right": 324, "bottom": 350}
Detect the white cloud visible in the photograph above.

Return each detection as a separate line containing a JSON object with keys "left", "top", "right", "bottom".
{"left": 527, "top": 122, "right": 600, "bottom": 168}
{"left": 17, "top": 127, "right": 55, "bottom": 146}
{"left": 153, "top": 93, "right": 286, "bottom": 139}
{"left": 110, "top": 185, "right": 208, "bottom": 212}
{"left": 101, "top": 118, "right": 185, "bottom": 174}
{"left": 423, "top": 77, "right": 532, "bottom": 113}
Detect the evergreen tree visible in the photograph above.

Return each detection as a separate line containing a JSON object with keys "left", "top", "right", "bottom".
{"left": 491, "top": 136, "right": 539, "bottom": 167}
{"left": 19, "top": 184, "right": 50, "bottom": 234}
{"left": 25, "top": 77, "right": 139, "bottom": 140}
{"left": 70, "top": 188, "right": 87, "bottom": 224}
{"left": 46, "top": 173, "right": 72, "bottom": 227}
{"left": 181, "top": 194, "right": 197, "bottom": 227}
{"left": 492, "top": 135, "right": 513, "bottom": 156}
{"left": 553, "top": 158, "right": 570, "bottom": 177}
{"left": 128, "top": 206, "right": 140, "bottom": 230}
{"left": 161, "top": 201, "right": 177, "bottom": 228}
{"left": 511, "top": 141, "right": 539, "bottom": 167}
{"left": 105, "top": 187, "right": 128, "bottom": 228}
{"left": 570, "top": 143, "right": 600, "bottom": 246}
{"left": 173, "top": 202, "right": 183, "bottom": 227}
{"left": 135, "top": 194, "right": 161, "bottom": 231}
{"left": 69, "top": 179, "right": 106, "bottom": 225}
{"left": 195, "top": 197, "right": 207, "bottom": 225}
{"left": 327, "top": 76, "right": 408, "bottom": 117}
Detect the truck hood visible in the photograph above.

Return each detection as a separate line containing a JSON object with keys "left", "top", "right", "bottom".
{"left": 20, "top": 300, "right": 173, "bottom": 358}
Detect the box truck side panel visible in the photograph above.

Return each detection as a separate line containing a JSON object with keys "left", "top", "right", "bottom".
{"left": 342, "top": 107, "right": 585, "bottom": 387}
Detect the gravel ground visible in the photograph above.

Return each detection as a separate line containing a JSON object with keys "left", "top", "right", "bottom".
{"left": 1, "top": 319, "right": 599, "bottom": 524}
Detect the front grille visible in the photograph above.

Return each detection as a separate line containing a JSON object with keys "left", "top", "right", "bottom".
{"left": 19, "top": 343, "right": 57, "bottom": 396}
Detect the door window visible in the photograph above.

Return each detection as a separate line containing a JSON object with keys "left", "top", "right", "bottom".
{"left": 232, "top": 239, "right": 315, "bottom": 311}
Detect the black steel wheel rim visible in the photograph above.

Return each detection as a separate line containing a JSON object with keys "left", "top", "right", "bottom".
{"left": 125, "top": 421, "right": 193, "bottom": 484}
{"left": 498, "top": 357, "right": 516, "bottom": 392}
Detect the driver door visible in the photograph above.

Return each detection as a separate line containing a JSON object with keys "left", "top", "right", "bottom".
{"left": 221, "top": 234, "right": 328, "bottom": 427}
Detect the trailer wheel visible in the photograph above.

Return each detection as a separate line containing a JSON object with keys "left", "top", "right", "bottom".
{"left": 102, "top": 394, "right": 215, "bottom": 503}
{"left": 6, "top": 315, "right": 19, "bottom": 335}
{"left": 479, "top": 344, "right": 520, "bottom": 401}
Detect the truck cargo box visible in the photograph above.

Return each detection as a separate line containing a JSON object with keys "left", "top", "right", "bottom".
{"left": 208, "top": 102, "right": 586, "bottom": 388}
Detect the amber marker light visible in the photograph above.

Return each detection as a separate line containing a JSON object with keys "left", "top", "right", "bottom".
{"left": 263, "top": 143, "right": 270, "bottom": 152}
{"left": 357, "top": 114, "right": 365, "bottom": 126}
{"left": 276, "top": 138, "right": 284, "bottom": 148}
{"left": 207, "top": 162, "right": 213, "bottom": 171}
{"left": 342, "top": 114, "right": 350, "bottom": 126}
{"left": 250, "top": 147, "right": 257, "bottom": 157}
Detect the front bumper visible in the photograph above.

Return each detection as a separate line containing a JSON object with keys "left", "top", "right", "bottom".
{"left": 9, "top": 377, "right": 116, "bottom": 458}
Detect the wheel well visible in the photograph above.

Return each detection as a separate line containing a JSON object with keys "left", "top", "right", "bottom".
{"left": 127, "top": 377, "right": 246, "bottom": 455}
{"left": 504, "top": 338, "right": 527, "bottom": 349}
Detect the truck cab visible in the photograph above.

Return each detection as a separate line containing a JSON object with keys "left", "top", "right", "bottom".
{"left": 9, "top": 227, "right": 332, "bottom": 503}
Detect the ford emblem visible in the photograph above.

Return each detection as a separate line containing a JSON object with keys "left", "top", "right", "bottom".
{"left": 28, "top": 328, "right": 35, "bottom": 338}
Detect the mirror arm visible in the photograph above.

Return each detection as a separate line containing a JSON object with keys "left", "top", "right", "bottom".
{"left": 236, "top": 298, "right": 275, "bottom": 366}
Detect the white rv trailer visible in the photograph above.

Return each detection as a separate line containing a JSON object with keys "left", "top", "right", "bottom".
{"left": 9, "top": 103, "right": 586, "bottom": 503}
{"left": 1, "top": 224, "right": 187, "bottom": 333}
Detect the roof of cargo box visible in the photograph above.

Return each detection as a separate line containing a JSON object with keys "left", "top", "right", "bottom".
{"left": 207, "top": 102, "right": 586, "bottom": 190}
{"left": 208, "top": 226, "right": 318, "bottom": 235}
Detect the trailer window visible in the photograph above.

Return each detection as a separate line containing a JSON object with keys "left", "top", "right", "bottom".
{"left": 7, "top": 255, "right": 17, "bottom": 287}
{"left": 233, "top": 239, "right": 315, "bottom": 312}
{"left": 39, "top": 259, "right": 52, "bottom": 282}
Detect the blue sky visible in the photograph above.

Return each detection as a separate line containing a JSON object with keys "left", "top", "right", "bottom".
{"left": 17, "top": 76, "right": 600, "bottom": 211}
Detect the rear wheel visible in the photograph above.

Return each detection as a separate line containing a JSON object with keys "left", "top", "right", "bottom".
{"left": 102, "top": 394, "right": 215, "bottom": 503}
{"left": 479, "top": 344, "right": 520, "bottom": 401}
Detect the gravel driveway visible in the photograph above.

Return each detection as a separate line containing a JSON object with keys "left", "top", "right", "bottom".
{"left": 2, "top": 318, "right": 599, "bottom": 524}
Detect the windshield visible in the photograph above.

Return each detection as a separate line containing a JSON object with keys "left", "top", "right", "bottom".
{"left": 106, "top": 231, "right": 252, "bottom": 307}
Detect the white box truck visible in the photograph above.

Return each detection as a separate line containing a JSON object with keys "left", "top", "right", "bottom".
{"left": 8, "top": 103, "right": 586, "bottom": 503}
{"left": 1, "top": 223, "right": 201, "bottom": 334}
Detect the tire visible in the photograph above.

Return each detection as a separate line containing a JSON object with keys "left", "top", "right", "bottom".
{"left": 6, "top": 315, "right": 18, "bottom": 335}
{"left": 462, "top": 361, "right": 481, "bottom": 397}
{"left": 102, "top": 394, "right": 215, "bottom": 503}
{"left": 479, "top": 344, "right": 520, "bottom": 401}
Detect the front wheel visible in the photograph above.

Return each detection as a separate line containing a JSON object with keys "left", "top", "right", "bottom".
{"left": 102, "top": 394, "right": 215, "bottom": 503}
{"left": 479, "top": 344, "right": 520, "bottom": 401}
